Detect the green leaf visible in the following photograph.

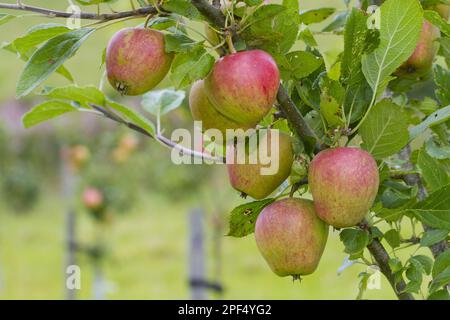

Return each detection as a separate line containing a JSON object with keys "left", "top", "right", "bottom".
{"left": 380, "top": 181, "right": 417, "bottom": 209}
{"left": 249, "top": 4, "right": 286, "bottom": 21}
{"left": 107, "top": 100, "right": 156, "bottom": 137}
{"left": 428, "top": 289, "right": 450, "bottom": 300}
{"left": 299, "top": 8, "right": 335, "bottom": 25}
{"left": 361, "top": 0, "right": 423, "bottom": 93}
{"left": 141, "top": 88, "right": 185, "bottom": 116}
{"left": 359, "top": 99, "right": 409, "bottom": 159}
{"left": 244, "top": 0, "right": 264, "bottom": 6}
{"left": 320, "top": 93, "right": 343, "bottom": 127}
{"left": 298, "top": 26, "right": 318, "bottom": 47}
{"left": 412, "top": 184, "right": 450, "bottom": 230}
{"left": 0, "top": 13, "right": 15, "bottom": 26}
{"left": 417, "top": 148, "right": 449, "bottom": 192}
{"left": 426, "top": 137, "right": 450, "bottom": 159}
{"left": 389, "top": 257, "right": 403, "bottom": 273}
{"left": 22, "top": 100, "right": 77, "bottom": 128}
{"left": 2, "top": 40, "right": 74, "bottom": 83}
{"left": 227, "top": 199, "right": 275, "bottom": 238}
{"left": 409, "top": 255, "right": 433, "bottom": 275}
{"left": 434, "top": 64, "right": 450, "bottom": 105}
{"left": 17, "top": 28, "right": 95, "bottom": 97}
{"left": 42, "top": 85, "right": 105, "bottom": 107}
{"left": 162, "top": 0, "right": 203, "bottom": 21}
{"left": 322, "top": 11, "right": 349, "bottom": 32}
{"left": 341, "top": 8, "right": 377, "bottom": 124}
{"left": 164, "top": 33, "right": 199, "bottom": 53}
{"left": 356, "top": 272, "right": 370, "bottom": 300}
{"left": 409, "top": 105, "right": 450, "bottom": 140}
{"left": 406, "top": 260, "right": 423, "bottom": 282}
{"left": 242, "top": 4, "right": 298, "bottom": 55}
{"left": 340, "top": 229, "right": 370, "bottom": 254}
{"left": 430, "top": 266, "right": 450, "bottom": 292}
{"left": 424, "top": 10, "right": 450, "bottom": 36}
{"left": 433, "top": 249, "right": 450, "bottom": 277}
{"left": 384, "top": 229, "right": 401, "bottom": 248}
{"left": 404, "top": 280, "right": 421, "bottom": 293}
{"left": 304, "top": 110, "right": 326, "bottom": 140}
{"left": 11, "top": 23, "right": 71, "bottom": 57}
{"left": 420, "top": 229, "right": 449, "bottom": 247}
{"left": 146, "top": 16, "right": 177, "bottom": 31}
{"left": 439, "top": 37, "right": 450, "bottom": 67}
{"left": 284, "top": 51, "right": 323, "bottom": 79}
{"left": 169, "top": 47, "right": 215, "bottom": 88}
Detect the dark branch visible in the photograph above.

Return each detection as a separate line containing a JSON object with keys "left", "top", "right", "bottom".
{"left": 277, "top": 86, "right": 326, "bottom": 152}
{"left": 359, "top": 220, "right": 414, "bottom": 300}
{"left": 0, "top": 3, "right": 158, "bottom": 20}
{"left": 367, "top": 239, "right": 414, "bottom": 300}
{"left": 190, "top": 0, "right": 226, "bottom": 28}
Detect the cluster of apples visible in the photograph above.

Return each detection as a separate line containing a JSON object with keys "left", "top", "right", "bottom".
{"left": 104, "top": 25, "right": 383, "bottom": 279}
{"left": 255, "top": 147, "right": 379, "bottom": 278}
{"left": 188, "top": 49, "right": 294, "bottom": 200}
{"left": 105, "top": 27, "right": 292, "bottom": 199}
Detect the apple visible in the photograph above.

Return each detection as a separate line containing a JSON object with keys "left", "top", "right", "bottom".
{"left": 255, "top": 198, "right": 329, "bottom": 277}
{"left": 204, "top": 50, "right": 280, "bottom": 125}
{"left": 308, "top": 147, "right": 379, "bottom": 228}
{"left": 227, "top": 130, "right": 293, "bottom": 199}
{"left": 106, "top": 27, "right": 173, "bottom": 95}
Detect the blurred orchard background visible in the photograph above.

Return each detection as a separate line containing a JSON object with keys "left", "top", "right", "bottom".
{"left": 0, "top": 0, "right": 398, "bottom": 299}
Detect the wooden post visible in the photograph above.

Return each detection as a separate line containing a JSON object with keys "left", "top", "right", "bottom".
{"left": 188, "top": 208, "right": 206, "bottom": 300}
{"left": 211, "top": 209, "right": 224, "bottom": 299}
{"left": 61, "top": 147, "right": 78, "bottom": 300}
{"left": 92, "top": 264, "right": 105, "bottom": 300}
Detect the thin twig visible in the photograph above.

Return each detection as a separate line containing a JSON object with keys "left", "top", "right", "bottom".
{"left": 89, "top": 104, "right": 223, "bottom": 163}
{"left": 0, "top": 2, "right": 159, "bottom": 20}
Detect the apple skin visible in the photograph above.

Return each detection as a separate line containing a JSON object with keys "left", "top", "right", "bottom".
{"left": 395, "top": 20, "right": 440, "bottom": 79}
{"left": 119, "top": 134, "right": 139, "bottom": 152}
{"left": 434, "top": 4, "right": 449, "bottom": 20}
{"left": 82, "top": 187, "right": 104, "bottom": 211}
{"left": 308, "top": 147, "right": 379, "bottom": 228}
{"left": 106, "top": 28, "right": 173, "bottom": 96}
{"left": 189, "top": 80, "right": 253, "bottom": 136}
{"left": 204, "top": 50, "right": 280, "bottom": 125}
{"left": 227, "top": 130, "right": 293, "bottom": 199}
{"left": 255, "top": 198, "right": 329, "bottom": 277}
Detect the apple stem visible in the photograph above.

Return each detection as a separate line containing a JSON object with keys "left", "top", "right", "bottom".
{"left": 225, "top": 32, "right": 237, "bottom": 54}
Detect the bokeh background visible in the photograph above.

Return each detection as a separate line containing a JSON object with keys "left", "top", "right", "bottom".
{"left": 0, "top": 0, "right": 400, "bottom": 299}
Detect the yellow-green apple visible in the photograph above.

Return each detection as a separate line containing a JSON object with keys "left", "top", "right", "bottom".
{"left": 227, "top": 130, "right": 293, "bottom": 199}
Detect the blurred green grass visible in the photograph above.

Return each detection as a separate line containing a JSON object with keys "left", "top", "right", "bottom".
{"left": 0, "top": 188, "right": 402, "bottom": 300}
{"left": 0, "top": 0, "right": 427, "bottom": 300}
